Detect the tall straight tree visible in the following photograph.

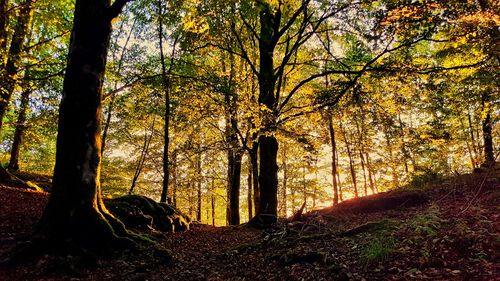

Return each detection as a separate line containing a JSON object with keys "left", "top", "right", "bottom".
{"left": 0, "top": 0, "right": 34, "bottom": 132}
{"left": 36, "top": 0, "right": 133, "bottom": 250}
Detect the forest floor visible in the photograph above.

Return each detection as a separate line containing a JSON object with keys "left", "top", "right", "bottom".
{"left": 0, "top": 168, "right": 499, "bottom": 281}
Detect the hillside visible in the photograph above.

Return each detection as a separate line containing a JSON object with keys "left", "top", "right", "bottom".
{"left": 0, "top": 168, "right": 498, "bottom": 281}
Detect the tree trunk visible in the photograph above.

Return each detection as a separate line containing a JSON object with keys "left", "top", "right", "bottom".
{"left": 129, "top": 116, "right": 156, "bottom": 195}
{"left": 7, "top": 87, "right": 32, "bottom": 171}
{"left": 250, "top": 143, "right": 259, "bottom": 214}
{"left": 281, "top": 145, "right": 287, "bottom": 217}
{"left": 340, "top": 120, "right": 358, "bottom": 198}
{"left": 0, "top": 0, "right": 9, "bottom": 65}
{"left": 247, "top": 162, "right": 253, "bottom": 219}
{"left": 228, "top": 152, "right": 241, "bottom": 225}
{"left": 253, "top": 3, "right": 279, "bottom": 223}
{"left": 196, "top": 151, "right": 202, "bottom": 222}
{"left": 211, "top": 179, "right": 215, "bottom": 226}
{"left": 481, "top": 92, "right": 495, "bottom": 166}
{"left": 36, "top": 0, "right": 132, "bottom": 251}
{"left": 327, "top": 111, "right": 339, "bottom": 205}
{"left": 158, "top": 0, "right": 174, "bottom": 204}
{"left": 0, "top": 0, "right": 34, "bottom": 132}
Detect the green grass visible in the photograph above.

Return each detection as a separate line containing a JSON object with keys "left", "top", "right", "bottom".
{"left": 361, "top": 236, "right": 396, "bottom": 265}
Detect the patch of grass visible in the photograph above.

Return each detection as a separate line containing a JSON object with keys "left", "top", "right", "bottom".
{"left": 408, "top": 205, "right": 443, "bottom": 237}
{"left": 361, "top": 236, "right": 396, "bottom": 265}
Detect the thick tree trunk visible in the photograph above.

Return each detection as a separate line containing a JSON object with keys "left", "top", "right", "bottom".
{"left": 0, "top": 0, "right": 33, "bottom": 132}
{"left": 258, "top": 136, "right": 279, "bottom": 217}
{"left": 251, "top": 3, "right": 279, "bottom": 224}
{"left": 36, "top": 0, "right": 132, "bottom": 251}
{"left": 7, "top": 87, "right": 32, "bottom": 171}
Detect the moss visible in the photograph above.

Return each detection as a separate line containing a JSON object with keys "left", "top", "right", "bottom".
{"left": 105, "top": 195, "right": 190, "bottom": 233}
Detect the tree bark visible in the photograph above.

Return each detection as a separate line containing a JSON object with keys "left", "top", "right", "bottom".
{"left": 481, "top": 92, "right": 495, "bottom": 166}
{"left": 196, "top": 150, "right": 202, "bottom": 222}
{"left": 0, "top": 0, "right": 34, "bottom": 132}
{"left": 253, "top": 3, "right": 279, "bottom": 222}
{"left": 228, "top": 152, "right": 241, "bottom": 225}
{"left": 129, "top": 116, "right": 156, "bottom": 195}
{"left": 247, "top": 161, "right": 253, "bottom": 219}
{"left": 340, "top": 120, "right": 358, "bottom": 198}
{"left": 159, "top": 1, "right": 178, "bottom": 204}
{"left": 326, "top": 111, "right": 339, "bottom": 205}
{"left": 36, "top": 0, "right": 132, "bottom": 251}
{"left": 7, "top": 87, "right": 32, "bottom": 171}
{"left": 0, "top": 0, "right": 9, "bottom": 65}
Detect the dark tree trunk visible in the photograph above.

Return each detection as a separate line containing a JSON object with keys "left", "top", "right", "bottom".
{"left": 327, "top": 111, "right": 339, "bottom": 205}
{"left": 0, "top": 0, "right": 33, "bottom": 132}
{"left": 340, "top": 120, "right": 358, "bottom": 198}
{"left": 481, "top": 92, "right": 495, "bottom": 166}
{"left": 0, "top": 0, "right": 9, "bottom": 64}
{"left": 196, "top": 150, "right": 202, "bottom": 222}
{"left": 211, "top": 178, "right": 215, "bottom": 226}
{"left": 7, "top": 87, "right": 32, "bottom": 171}
{"left": 158, "top": 0, "right": 172, "bottom": 204}
{"left": 129, "top": 116, "right": 156, "bottom": 195}
{"left": 250, "top": 143, "right": 259, "bottom": 214}
{"left": 101, "top": 94, "right": 115, "bottom": 157}
{"left": 253, "top": 3, "right": 279, "bottom": 223}
{"left": 247, "top": 162, "right": 253, "bottom": 219}
{"left": 281, "top": 145, "right": 288, "bottom": 217}
{"left": 228, "top": 152, "right": 242, "bottom": 225}
{"left": 36, "top": 0, "right": 132, "bottom": 251}
{"left": 258, "top": 136, "right": 278, "bottom": 217}
{"left": 171, "top": 151, "right": 177, "bottom": 207}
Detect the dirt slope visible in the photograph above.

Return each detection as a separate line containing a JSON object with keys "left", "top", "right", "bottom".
{"left": 0, "top": 169, "right": 498, "bottom": 280}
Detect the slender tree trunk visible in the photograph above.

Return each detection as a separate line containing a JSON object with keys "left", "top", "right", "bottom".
{"left": 211, "top": 178, "right": 215, "bottom": 226}
{"left": 467, "top": 109, "right": 480, "bottom": 168}
{"left": 281, "top": 144, "right": 288, "bottom": 217}
{"left": 0, "top": 0, "right": 9, "bottom": 65}
{"left": 101, "top": 19, "right": 135, "bottom": 157}
{"left": 250, "top": 143, "right": 259, "bottom": 214}
{"left": 7, "top": 87, "right": 32, "bottom": 171}
{"left": 340, "top": 120, "right": 358, "bottom": 198}
{"left": 159, "top": 1, "right": 178, "bottom": 204}
{"left": 37, "top": 0, "right": 132, "bottom": 250}
{"left": 460, "top": 117, "right": 477, "bottom": 170}
{"left": 228, "top": 152, "right": 241, "bottom": 225}
{"left": 365, "top": 152, "right": 375, "bottom": 194}
{"left": 0, "top": 0, "right": 34, "bottom": 132}
{"left": 196, "top": 150, "right": 202, "bottom": 222}
{"left": 247, "top": 162, "right": 253, "bottom": 219}
{"left": 327, "top": 112, "right": 339, "bottom": 204}
{"left": 129, "top": 116, "right": 156, "bottom": 194}
{"left": 481, "top": 92, "right": 495, "bottom": 166}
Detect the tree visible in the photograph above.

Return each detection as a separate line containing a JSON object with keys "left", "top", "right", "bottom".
{"left": 36, "top": 0, "right": 133, "bottom": 250}
{"left": 0, "top": 0, "right": 34, "bottom": 132}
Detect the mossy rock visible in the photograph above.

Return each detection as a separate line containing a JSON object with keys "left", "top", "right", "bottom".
{"left": 105, "top": 195, "right": 191, "bottom": 233}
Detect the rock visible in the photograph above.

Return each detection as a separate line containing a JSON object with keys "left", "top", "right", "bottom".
{"left": 105, "top": 195, "right": 191, "bottom": 233}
